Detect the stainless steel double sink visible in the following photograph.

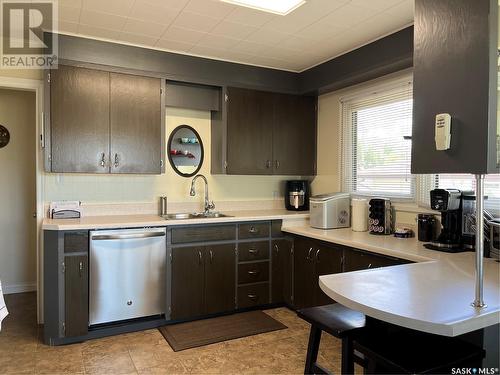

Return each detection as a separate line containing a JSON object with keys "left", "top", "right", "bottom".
{"left": 163, "top": 212, "right": 233, "bottom": 220}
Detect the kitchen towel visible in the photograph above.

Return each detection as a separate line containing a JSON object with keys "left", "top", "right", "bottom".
{"left": 0, "top": 280, "right": 8, "bottom": 331}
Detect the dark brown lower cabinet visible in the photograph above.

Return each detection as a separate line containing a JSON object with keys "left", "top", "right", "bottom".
{"left": 344, "top": 248, "right": 410, "bottom": 272}
{"left": 271, "top": 239, "right": 293, "bottom": 305}
{"left": 64, "top": 255, "right": 89, "bottom": 337}
{"left": 293, "top": 237, "right": 342, "bottom": 309}
{"left": 171, "top": 244, "right": 236, "bottom": 320}
{"left": 171, "top": 246, "right": 205, "bottom": 320}
{"left": 205, "top": 244, "right": 236, "bottom": 315}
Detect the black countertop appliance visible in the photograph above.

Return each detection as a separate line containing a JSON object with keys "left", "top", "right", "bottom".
{"left": 285, "top": 180, "right": 309, "bottom": 211}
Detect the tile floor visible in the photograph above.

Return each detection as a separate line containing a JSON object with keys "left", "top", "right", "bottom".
{"left": 0, "top": 293, "right": 349, "bottom": 374}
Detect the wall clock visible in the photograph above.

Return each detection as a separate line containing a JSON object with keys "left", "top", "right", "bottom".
{"left": 0, "top": 125, "right": 9, "bottom": 148}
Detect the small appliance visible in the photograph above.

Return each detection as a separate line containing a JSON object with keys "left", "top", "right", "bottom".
{"left": 417, "top": 214, "right": 436, "bottom": 242}
{"left": 49, "top": 201, "right": 82, "bottom": 219}
{"left": 310, "top": 193, "right": 350, "bottom": 229}
{"left": 285, "top": 180, "right": 310, "bottom": 211}
{"left": 425, "top": 188, "right": 466, "bottom": 252}
{"left": 368, "top": 198, "right": 393, "bottom": 235}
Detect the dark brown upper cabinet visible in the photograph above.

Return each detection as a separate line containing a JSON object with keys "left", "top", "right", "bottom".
{"left": 411, "top": 0, "right": 498, "bottom": 174}
{"left": 211, "top": 87, "right": 317, "bottom": 176}
{"left": 45, "top": 65, "right": 165, "bottom": 174}
{"left": 49, "top": 65, "right": 110, "bottom": 173}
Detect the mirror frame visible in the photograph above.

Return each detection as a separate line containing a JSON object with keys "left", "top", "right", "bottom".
{"left": 167, "top": 124, "right": 204, "bottom": 178}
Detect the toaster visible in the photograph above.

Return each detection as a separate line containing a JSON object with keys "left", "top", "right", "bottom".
{"left": 310, "top": 193, "right": 351, "bottom": 229}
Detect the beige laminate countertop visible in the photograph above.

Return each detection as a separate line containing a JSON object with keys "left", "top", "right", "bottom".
{"left": 281, "top": 226, "right": 500, "bottom": 336}
{"left": 42, "top": 209, "right": 309, "bottom": 231}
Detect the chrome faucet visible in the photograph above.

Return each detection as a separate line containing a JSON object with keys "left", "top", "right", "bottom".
{"left": 190, "top": 174, "right": 215, "bottom": 214}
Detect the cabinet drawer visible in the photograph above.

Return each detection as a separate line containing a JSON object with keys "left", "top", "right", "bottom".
{"left": 238, "top": 222, "right": 269, "bottom": 239}
{"left": 238, "top": 262, "right": 269, "bottom": 284}
{"left": 64, "top": 231, "right": 89, "bottom": 253}
{"left": 238, "top": 283, "right": 269, "bottom": 308}
{"left": 171, "top": 225, "right": 236, "bottom": 244}
{"left": 238, "top": 241, "right": 269, "bottom": 262}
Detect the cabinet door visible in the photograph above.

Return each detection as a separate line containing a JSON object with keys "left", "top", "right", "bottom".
{"left": 313, "top": 244, "right": 342, "bottom": 306}
{"left": 171, "top": 246, "right": 205, "bottom": 320}
{"left": 271, "top": 239, "right": 293, "bottom": 305}
{"left": 273, "top": 94, "right": 316, "bottom": 175}
{"left": 64, "top": 255, "right": 88, "bottom": 337}
{"left": 226, "top": 87, "right": 274, "bottom": 175}
{"left": 110, "top": 73, "right": 163, "bottom": 174}
{"left": 204, "top": 244, "right": 236, "bottom": 315}
{"left": 293, "top": 237, "right": 315, "bottom": 309}
{"left": 50, "top": 65, "right": 110, "bottom": 173}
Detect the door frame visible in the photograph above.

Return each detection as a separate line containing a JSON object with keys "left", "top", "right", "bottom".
{"left": 0, "top": 75, "right": 45, "bottom": 323}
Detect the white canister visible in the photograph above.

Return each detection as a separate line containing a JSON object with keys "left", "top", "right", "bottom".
{"left": 351, "top": 198, "right": 368, "bottom": 232}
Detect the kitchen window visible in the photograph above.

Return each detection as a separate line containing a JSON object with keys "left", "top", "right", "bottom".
{"left": 340, "top": 77, "right": 414, "bottom": 200}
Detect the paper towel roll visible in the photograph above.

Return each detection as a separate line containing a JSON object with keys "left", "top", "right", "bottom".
{"left": 351, "top": 198, "right": 368, "bottom": 232}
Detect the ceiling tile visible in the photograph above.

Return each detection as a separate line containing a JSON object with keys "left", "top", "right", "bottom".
{"left": 58, "top": 5, "right": 81, "bottom": 23}
{"left": 79, "top": 9, "right": 127, "bottom": 30}
{"left": 223, "top": 6, "right": 276, "bottom": 27}
{"left": 189, "top": 44, "right": 228, "bottom": 58}
{"left": 172, "top": 11, "right": 221, "bottom": 32}
{"left": 298, "top": 21, "right": 345, "bottom": 41}
{"left": 268, "top": 47, "right": 302, "bottom": 60}
{"left": 55, "top": 21, "right": 79, "bottom": 34}
{"left": 319, "top": 4, "right": 381, "bottom": 28}
{"left": 385, "top": 0, "right": 414, "bottom": 21}
{"left": 251, "top": 55, "right": 290, "bottom": 70}
{"left": 183, "top": 0, "right": 235, "bottom": 19}
{"left": 81, "top": 0, "right": 135, "bottom": 17}
{"left": 117, "top": 32, "right": 159, "bottom": 46}
{"left": 245, "top": 28, "right": 289, "bottom": 46}
{"left": 350, "top": 0, "right": 405, "bottom": 11}
{"left": 59, "top": 0, "right": 82, "bottom": 8}
{"left": 122, "top": 18, "right": 168, "bottom": 38}
{"left": 210, "top": 20, "right": 258, "bottom": 39}
{"left": 230, "top": 39, "right": 269, "bottom": 55}
{"left": 127, "top": 1, "right": 181, "bottom": 24}
{"left": 77, "top": 24, "right": 121, "bottom": 40}
{"left": 195, "top": 33, "right": 240, "bottom": 50}
{"left": 161, "top": 25, "right": 207, "bottom": 44}
{"left": 139, "top": 0, "right": 189, "bottom": 9}
{"left": 279, "top": 35, "right": 310, "bottom": 50}
{"left": 155, "top": 38, "right": 194, "bottom": 52}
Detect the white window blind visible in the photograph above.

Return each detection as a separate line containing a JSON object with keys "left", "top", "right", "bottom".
{"left": 340, "top": 78, "right": 414, "bottom": 200}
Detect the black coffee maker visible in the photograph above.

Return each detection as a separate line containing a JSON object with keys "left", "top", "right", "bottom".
{"left": 425, "top": 188, "right": 468, "bottom": 252}
{"left": 285, "top": 180, "right": 310, "bottom": 211}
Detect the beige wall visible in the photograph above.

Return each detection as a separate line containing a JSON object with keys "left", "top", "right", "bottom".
{"left": 0, "top": 89, "right": 37, "bottom": 292}
{"left": 44, "top": 107, "right": 299, "bottom": 204}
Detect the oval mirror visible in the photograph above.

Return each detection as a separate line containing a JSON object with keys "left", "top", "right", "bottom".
{"left": 167, "top": 125, "right": 204, "bottom": 177}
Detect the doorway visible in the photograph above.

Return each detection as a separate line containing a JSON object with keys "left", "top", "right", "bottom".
{"left": 0, "top": 89, "right": 37, "bottom": 296}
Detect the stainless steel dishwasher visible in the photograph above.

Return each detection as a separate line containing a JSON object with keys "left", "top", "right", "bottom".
{"left": 89, "top": 227, "right": 166, "bottom": 326}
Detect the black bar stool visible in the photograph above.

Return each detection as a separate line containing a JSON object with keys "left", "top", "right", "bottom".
{"left": 352, "top": 323, "right": 485, "bottom": 374}
{"left": 297, "top": 304, "right": 366, "bottom": 375}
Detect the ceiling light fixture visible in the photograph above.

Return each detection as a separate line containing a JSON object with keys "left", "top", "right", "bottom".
{"left": 221, "top": 0, "right": 306, "bottom": 16}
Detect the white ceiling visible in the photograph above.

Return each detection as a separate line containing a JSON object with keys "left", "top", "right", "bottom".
{"left": 53, "top": 0, "right": 414, "bottom": 72}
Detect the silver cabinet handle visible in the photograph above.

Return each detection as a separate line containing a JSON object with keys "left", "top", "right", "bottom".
{"left": 274, "top": 243, "right": 279, "bottom": 253}
{"left": 266, "top": 160, "right": 271, "bottom": 168}
{"left": 209, "top": 250, "right": 214, "bottom": 263}
{"left": 367, "top": 263, "right": 372, "bottom": 269}
{"left": 91, "top": 232, "right": 165, "bottom": 240}
{"left": 248, "top": 248, "right": 259, "bottom": 254}
{"left": 306, "top": 247, "right": 313, "bottom": 260}
{"left": 315, "top": 249, "right": 320, "bottom": 262}
{"left": 247, "top": 270, "right": 260, "bottom": 275}
{"left": 100, "top": 152, "right": 106, "bottom": 167}
{"left": 114, "top": 153, "right": 119, "bottom": 168}
{"left": 79, "top": 261, "right": 83, "bottom": 277}
{"left": 198, "top": 250, "right": 203, "bottom": 265}
{"left": 275, "top": 160, "right": 280, "bottom": 169}
{"left": 247, "top": 294, "right": 258, "bottom": 300}
{"left": 249, "top": 226, "right": 258, "bottom": 234}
